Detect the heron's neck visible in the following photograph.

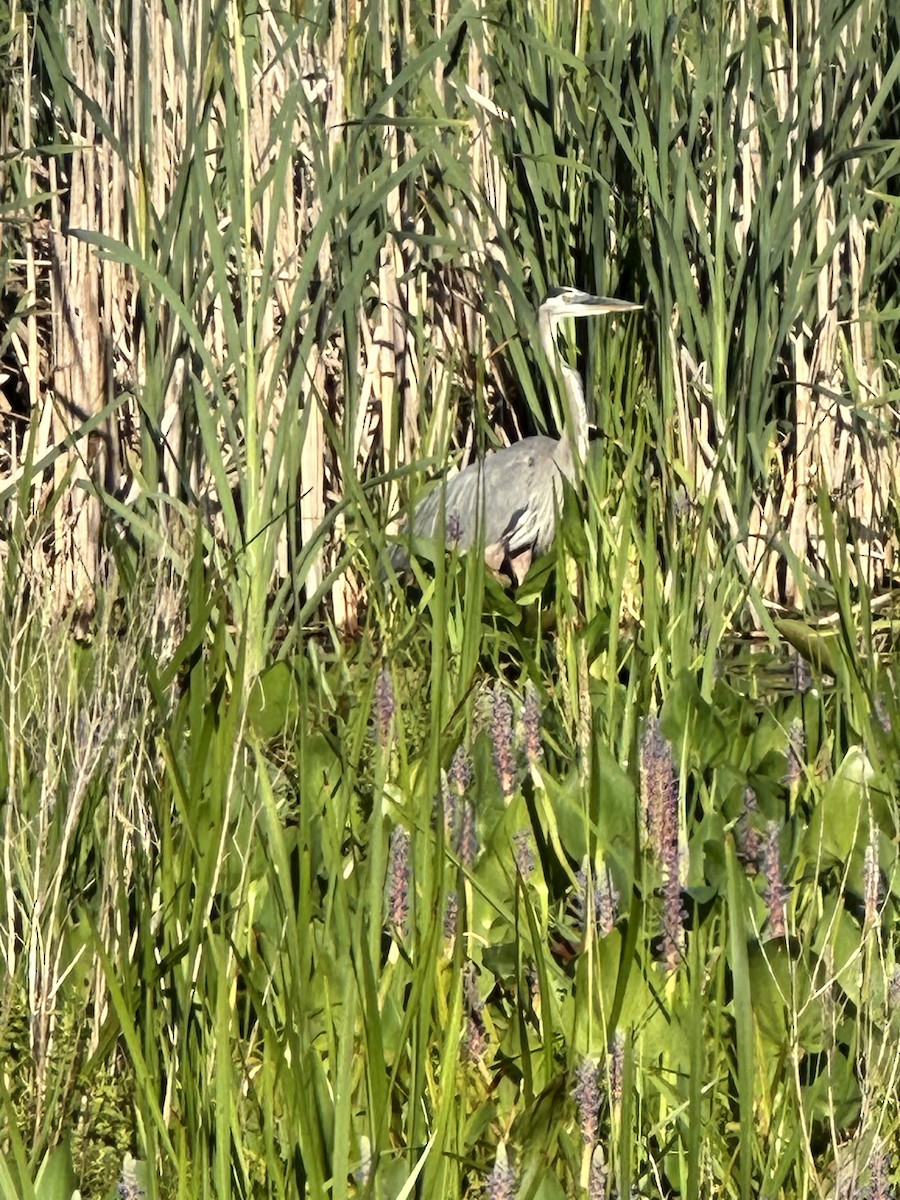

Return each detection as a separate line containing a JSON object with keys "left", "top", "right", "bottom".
{"left": 562, "top": 367, "right": 589, "bottom": 466}
{"left": 539, "top": 309, "right": 588, "bottom": 468}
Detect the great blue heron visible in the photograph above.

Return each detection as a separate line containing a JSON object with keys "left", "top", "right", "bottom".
{"left": 389, "top": 287, "right": 642, "bottom": 583}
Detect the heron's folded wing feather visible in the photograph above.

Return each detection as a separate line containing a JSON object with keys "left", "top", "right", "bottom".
{"left": 406, "top": 436, "right": 564, "bottom": 558}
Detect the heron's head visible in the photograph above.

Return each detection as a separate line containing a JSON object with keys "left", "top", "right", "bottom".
{"left": 540, "top": 287, "right": 642, "bottom": 322}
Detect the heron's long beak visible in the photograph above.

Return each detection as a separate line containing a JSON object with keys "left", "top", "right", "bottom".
{"left": 567, "top": 292, "right": 643, "bottom": 316}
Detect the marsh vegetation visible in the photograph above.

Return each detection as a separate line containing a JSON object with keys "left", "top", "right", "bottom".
{"left": 0, "top": 0, "right": 899, "bottom": 1196}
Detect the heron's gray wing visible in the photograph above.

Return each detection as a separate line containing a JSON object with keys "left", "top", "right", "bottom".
{"left": 395, "top": 436, "right": 565, "bottom": 565}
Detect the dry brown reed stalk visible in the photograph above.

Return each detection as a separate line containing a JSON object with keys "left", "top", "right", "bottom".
{"left": 135, "top": 0, "right": 192, "bottom": 513}
{"left": 46, "top": 4, "right": 113, "bottom": 623}
{"left": 0, "top": 9, "right": 49, "bottom": 580}
{"left": 670, "top": 3, "right": 881, "bottom": 608}
{"left": 297, "top": 20, "right": 343, "bottom": 610}
{"left": 15, "top": 13, "right": 44, "bottom": 481}
{"left": 0, "top": 1, "right": 536, "bottom": 631}
{"left": 750, "top": 0, "right": 894, "bottom": 602}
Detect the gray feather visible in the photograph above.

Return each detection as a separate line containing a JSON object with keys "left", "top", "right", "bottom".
{"left": 389, "top": 435, "right": 572, "bottom": 570}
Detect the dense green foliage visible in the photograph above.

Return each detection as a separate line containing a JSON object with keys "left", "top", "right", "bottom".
{"left": 1, "top": 0, "right": 899, "bottom": 1197}
{"left": 3, "top": 512, "right": 900, "bottom": 1199}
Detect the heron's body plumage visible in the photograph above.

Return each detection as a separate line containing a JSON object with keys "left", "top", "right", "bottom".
{"left": 390, "top": 435, "right": 571, "bottom": 575}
